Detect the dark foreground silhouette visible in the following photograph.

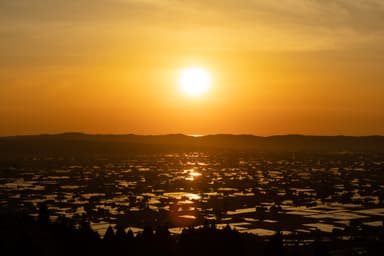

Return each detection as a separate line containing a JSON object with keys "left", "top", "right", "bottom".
{"left": 1, "top": 205, "right": 384, "bottom": 256}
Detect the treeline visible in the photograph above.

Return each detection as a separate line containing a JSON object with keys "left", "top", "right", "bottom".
{"left": 1, "top": 205, "right": 384, "bottom": 256}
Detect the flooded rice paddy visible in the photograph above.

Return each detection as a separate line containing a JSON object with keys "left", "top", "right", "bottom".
{"left": 1, "top": 152, "right": 384, "bottom": 237}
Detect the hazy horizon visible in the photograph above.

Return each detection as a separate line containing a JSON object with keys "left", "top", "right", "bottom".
{"left": 1, "top": 131, "right": 384, "bottom": 138}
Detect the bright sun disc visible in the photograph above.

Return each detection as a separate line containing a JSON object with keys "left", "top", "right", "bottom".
{"left": 180, "top": 67, "right": 211, "bottom": 96}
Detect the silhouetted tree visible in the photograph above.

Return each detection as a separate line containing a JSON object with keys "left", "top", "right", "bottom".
{"left": 115, "top": 226, "right": 126, "bottom": 241}
{"left": 37, "top": 203, "right": 49, "bottom": 225}
{"left": 103, "top": 225, "right": 115, "bottom": 241}
{"left": 266, "top": 231, "right": 284, "bottom": 256}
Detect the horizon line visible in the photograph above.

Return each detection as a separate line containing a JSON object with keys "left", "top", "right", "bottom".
{"left": 1, "top": 132, "right": 383, "bottom": 138}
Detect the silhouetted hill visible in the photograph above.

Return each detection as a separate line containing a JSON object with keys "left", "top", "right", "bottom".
{"left": 0, "top": 133, "right": 384, "bottom": 159}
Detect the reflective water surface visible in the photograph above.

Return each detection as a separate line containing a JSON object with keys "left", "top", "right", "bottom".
{"left": 1, "top": 152, "right": 384, "bottom": 237}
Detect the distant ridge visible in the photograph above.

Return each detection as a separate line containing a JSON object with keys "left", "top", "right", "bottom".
{"left": 0, "top": 133, "right": 384, "bottom": 159}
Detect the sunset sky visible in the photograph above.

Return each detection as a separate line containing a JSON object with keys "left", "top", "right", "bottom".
{"left": 1, "top": 0, "right": 384, "bottom": 136}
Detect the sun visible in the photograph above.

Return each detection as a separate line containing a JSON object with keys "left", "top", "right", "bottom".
{"left": 179, "top": 67, "right": 212, "bottom": 96}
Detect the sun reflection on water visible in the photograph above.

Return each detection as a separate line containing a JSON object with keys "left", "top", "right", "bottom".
{"left": 183, "top": 169, "right": 202, "bottom": 181}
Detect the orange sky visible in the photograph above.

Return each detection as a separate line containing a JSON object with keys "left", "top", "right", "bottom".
{"left": 1, "top": 1, "right": 384, "bottom": 136}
